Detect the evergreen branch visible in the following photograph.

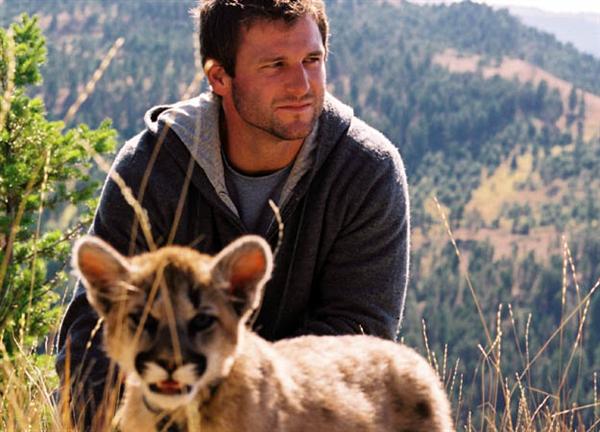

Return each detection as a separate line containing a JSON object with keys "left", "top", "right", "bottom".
{"left": 22, "top": 142, "right": 53, "bottom": 344}
{"left": 0, "top": 151, "right": 46, "bottom": 320}
{"left": 13, "top": 223, "right": 85, "bottom": 264}
{"left": 0, "top": 28, "right": 15, "bottom": 133}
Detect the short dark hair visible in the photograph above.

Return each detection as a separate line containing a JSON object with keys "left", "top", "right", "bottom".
{"left": 195, "top": 0, "right": 329, "bottom": 77}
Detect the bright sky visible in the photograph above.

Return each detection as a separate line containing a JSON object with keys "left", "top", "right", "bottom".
{"left": 413, "top": 0, "right": 600, "bottom": 14}
{"left": 477, "top": 0, "right": 600, "bottom": 14}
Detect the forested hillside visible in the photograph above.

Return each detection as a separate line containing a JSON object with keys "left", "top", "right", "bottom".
{"left": 2, "top": 0, "right": 599, "bottom": 427}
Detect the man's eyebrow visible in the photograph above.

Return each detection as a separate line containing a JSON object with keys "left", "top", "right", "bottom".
{"left": 257, "top": 55, "right": 285, "bottom": 64}
{"left": 257, "top": 50, "right": 325, "bottom": 64}
{"left": 306, "top": 50, "right": 325, "bottom": 58}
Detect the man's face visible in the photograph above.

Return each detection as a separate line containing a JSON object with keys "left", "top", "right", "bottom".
{"left": 227, "top": 16, "right": 326, "bottom": 141}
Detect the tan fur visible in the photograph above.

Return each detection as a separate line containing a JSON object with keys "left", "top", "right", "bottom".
{"left": 73, "top": 235, "right": 453, "bottom": 431}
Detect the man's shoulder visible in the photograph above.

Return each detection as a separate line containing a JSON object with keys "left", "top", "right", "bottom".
{"left": 321, "top": 93, "right": 402, "bottom": 168}
{"left": 346, "top": 116, "right": 400, "bottom": 163}
{"left": 110, "top": 124, "right": 186, "bottom": 189}
{"left": 112, "top": 129, "right": 159, "bottom": 173}
{"left": 338, "top": 115, "right": 404, "bottom": 180}
{"left": 112, "top": 93, "right": 220, "bottom": 183}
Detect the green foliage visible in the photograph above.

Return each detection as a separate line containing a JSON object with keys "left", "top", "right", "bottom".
{"left": 0, "top": 13, "right": 45, "bottom": 88}
{"left": 0, "top": 15, "right": 116, "bottom": 352}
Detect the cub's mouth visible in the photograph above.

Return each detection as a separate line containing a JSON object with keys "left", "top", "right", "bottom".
{"left": 149, "top": 380, "right": 192, "bottom": 396}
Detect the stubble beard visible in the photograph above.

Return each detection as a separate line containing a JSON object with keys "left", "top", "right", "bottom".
{"left": 231, "top": 82, "right": 322, "bottom": 141}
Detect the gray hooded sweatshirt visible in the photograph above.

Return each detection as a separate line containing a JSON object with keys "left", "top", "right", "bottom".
{"left": 56, "top": 92, "right": 410, "bottom": 424}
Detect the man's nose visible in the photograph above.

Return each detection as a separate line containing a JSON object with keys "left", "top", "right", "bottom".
{"left": 285, "top": 63, "right": 310, "bottom": 96}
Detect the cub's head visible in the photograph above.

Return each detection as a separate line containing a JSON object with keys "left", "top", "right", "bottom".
{"left": 73, "top": 235, "right": 272, "bottom": 411}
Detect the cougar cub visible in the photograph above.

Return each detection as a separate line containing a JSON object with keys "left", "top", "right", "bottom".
{"left": 73, "top": 235, "right": 452, "bottom": 431}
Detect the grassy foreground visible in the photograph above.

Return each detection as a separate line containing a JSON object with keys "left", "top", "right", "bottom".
{"left": 1, "top": 240, "right": 599, "bottom": 431}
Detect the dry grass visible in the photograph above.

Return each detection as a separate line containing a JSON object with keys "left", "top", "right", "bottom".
{"left": 0, "top": 342, "right": 62, "bottom": 432}
{"left": 427, "top": 197, "right": 600, "bottom": 431}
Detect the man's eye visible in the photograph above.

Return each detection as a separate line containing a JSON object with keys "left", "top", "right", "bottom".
{"left": 189, "top": 313, "right": 216, "bottom": 335}
{"left": 304, "top": 57, "right": 321, "bottom": 64}
{"left": 265, "top": 61, "right": 284, "bottom": 69}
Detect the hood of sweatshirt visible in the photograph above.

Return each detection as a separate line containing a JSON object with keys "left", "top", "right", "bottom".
{"left": 143, "top": 91, "right": 354, "bottom": 216}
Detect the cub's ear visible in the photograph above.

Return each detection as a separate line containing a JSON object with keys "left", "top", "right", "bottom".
{"left": 73, "top": 236, "right": 131, "bottom": 317}
{"left": 211, "top": 235, "right": 273, "bottom": 317}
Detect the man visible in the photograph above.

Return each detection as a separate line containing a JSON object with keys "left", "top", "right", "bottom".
{"left": 56, "top": 0, "right": 410, "bottom": 427}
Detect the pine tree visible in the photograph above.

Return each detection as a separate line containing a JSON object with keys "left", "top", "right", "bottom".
{"left": 568, "top": 85, "right": 577, "bottom": 112}
{"left": 0, "top": 14, "right": 116, "bottom": 352}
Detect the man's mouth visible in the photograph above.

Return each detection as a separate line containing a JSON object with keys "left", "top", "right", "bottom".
{"left": 276, "top": 97, "right": 314, "bottom": 111}
{"left": 149, "top": 380, "right": 192, "bottom": 396}
{"left": 278, "top": 103, "right": 312, "bottom": 112}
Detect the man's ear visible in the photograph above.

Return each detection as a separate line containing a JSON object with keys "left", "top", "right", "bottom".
{"left": 73, "top": 236, "right": 131, "bottom": 317}
{"left": 211, "top": 235, "right": 273, "bottom": 317}
{"left": 204, "top": 58, "right": 231, "bottom": 97}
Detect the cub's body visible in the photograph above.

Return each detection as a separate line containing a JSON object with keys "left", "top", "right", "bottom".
{"left": 73, "top": 235, "right": 452, "bottom": 431}
{"left": 198, "top": 333, "right": 450, "bottom": 432}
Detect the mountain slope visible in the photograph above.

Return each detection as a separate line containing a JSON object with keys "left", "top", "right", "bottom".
{"left": 433, "top": 49, "right": 600, "bottom": 140}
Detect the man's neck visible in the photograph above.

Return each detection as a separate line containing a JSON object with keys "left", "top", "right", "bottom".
{"left": 219, "top": 111, "right": 304, "bottom": 176}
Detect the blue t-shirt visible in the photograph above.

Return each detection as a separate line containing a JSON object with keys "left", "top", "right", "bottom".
{"left": 223, "top": 151, "right": 293, "bottom": 234}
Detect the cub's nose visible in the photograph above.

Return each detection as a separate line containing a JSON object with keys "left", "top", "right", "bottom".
{"left": 156, "top": 359, "right": 177, "bottom": 373}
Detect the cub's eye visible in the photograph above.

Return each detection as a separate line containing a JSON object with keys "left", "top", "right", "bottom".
{"left": 128, "top": 312, "right": 158, "bottom": 336}
{"left": 144, "top": 314, "right": 159, "bottom": 335}
{"left": 189, "top": 313, "right": 216, "bottom": 335}
{"left": 128, "top": 312, "right": 142, "bottom": 328}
